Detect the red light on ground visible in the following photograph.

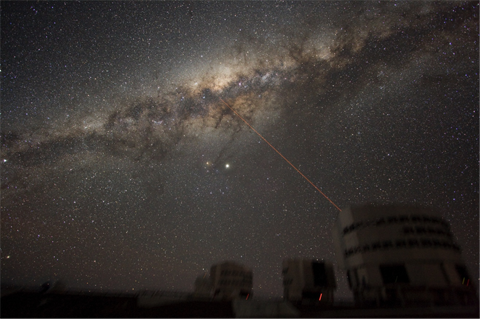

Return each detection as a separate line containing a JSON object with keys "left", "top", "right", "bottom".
{"left": 246, "top": 293, "right": 249, "bottom": 300}
{"left": 319, "top": 293, "right": 323, "bottom": 301}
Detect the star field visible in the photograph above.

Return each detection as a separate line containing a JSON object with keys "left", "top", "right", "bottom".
{"left": 1, "top": 1, "right": 478, "bottom": 299}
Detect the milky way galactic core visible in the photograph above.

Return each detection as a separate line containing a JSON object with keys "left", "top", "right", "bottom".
{"left": 1, "top": 1, "right": 478, "bottom": 298}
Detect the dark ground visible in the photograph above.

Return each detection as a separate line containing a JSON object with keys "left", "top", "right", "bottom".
{"left": 2, "top": 290, "right": 479, "bottom": 318}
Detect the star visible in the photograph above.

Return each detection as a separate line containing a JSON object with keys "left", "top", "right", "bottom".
{"left": 0, "top": 1, "right": 477, "bottom": 300}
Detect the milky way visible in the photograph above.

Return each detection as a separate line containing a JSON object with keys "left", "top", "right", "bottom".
{"left": 1, "top": 1, "right": 478, "bottom": 298}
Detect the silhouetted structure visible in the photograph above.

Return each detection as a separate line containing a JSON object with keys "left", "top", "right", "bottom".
{"left": 210, "top": 261, "right": 253, "bottom": 300}
{"left": 3, "top": 204, "right": 478, "bottom": 318}
{"left": 282, "top": 258, "right": 336, "bottom": 304}
{"left": 193, "top": 274, "right": 213, "bottom": 298}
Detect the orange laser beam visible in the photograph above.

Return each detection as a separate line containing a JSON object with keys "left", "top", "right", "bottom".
{"left": 220, "top": 98, "right": 342, "bottom": 212}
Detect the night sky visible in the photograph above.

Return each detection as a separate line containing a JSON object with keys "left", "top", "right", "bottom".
{"left": 1, "top": 1, "right": 478, "bottom": 299}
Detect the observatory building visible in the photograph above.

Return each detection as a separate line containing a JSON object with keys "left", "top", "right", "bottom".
{"left": 193, "top": 274, "right": 213, "bottom": 298}
{"left": 210, "top": 261, "right": 253, "bottom": 300}
{"left": 282, "top": 258, "right": 336, "bottom": 304}
{"left": 332, "top": 204, "right": 477, "bottom": 307}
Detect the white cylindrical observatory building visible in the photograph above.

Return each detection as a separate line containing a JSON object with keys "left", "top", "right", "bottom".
{"left": 332, "top": 204, "right": 477, "bottom": 306}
